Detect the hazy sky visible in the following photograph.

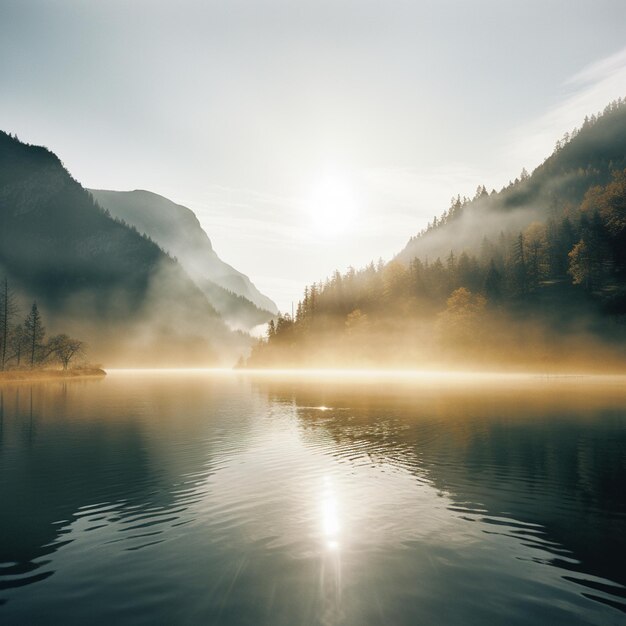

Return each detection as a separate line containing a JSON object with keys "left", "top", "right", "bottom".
{"left": 1, "top": 1, "right": 626, "bottom": 311}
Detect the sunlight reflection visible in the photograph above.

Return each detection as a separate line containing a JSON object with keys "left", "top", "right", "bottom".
{"left": 321, "top": 475, "right": 340, "bottom": 550}
{"left": 322, "top": 478, "right": 339, "bottom": 549}
{"left": 319, "top": 475, "right": 343, "bottom": 621}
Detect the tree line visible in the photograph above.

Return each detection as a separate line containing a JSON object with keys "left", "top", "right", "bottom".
{"left": 0, "top": 279, "right": 86, "bottom": 371}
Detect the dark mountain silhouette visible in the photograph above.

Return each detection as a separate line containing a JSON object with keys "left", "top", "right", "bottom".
{"left": 89, "top": 189, "right": 278, "bottom": 328}
{"left": 0, "top": 131, "right": 249, "bottom": 366}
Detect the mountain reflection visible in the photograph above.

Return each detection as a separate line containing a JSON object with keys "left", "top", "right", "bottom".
{"left": 0, "top": 374, "right": 260, "bottom": 601}
{"left": 0, "top": 382, "right": 156, "bottom": 592}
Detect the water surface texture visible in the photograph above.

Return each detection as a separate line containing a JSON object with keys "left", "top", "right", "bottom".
{"left": 0, "top": 371, "right": 625, "bottom": 625}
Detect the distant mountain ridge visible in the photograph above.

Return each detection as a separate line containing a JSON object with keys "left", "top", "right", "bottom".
{"left": 0, "top": 131, "right": 249, "bottom": 366}
{"left": 397, "top": 98, "right": 626, "bottom": 264}
{"left": 89, "top": 189, "right": 278, "bottom": 327}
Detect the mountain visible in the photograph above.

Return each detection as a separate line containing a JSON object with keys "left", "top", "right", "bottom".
{"left": 0, "top": 131, "right": 249, "bottom": 366}
{"left": 89, "top": 189, "right": 278, "bottom": 328}
{"left": 247, "top": 99, "right": 626, "bottom": 371}
{"left": 397, "top": 98, "right": 626, "bottom": 265}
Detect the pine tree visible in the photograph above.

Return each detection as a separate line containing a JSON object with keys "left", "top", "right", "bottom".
{"left": 512, "top": 233, "right": 528, "bottom": 295}
{"left": 24, "top": 302, "right": 45, "bottom": 367}
{"left": 484, "top": 260, "right": 503, "bottom": 302}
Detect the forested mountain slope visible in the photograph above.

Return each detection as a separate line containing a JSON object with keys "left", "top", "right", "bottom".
{"left": 398, "top": 98, "right": 626, "bottom": 265}
{"left": 0, "top": 131, "right": 248, "bottom": 366}
{"left": 90, "top": 189, "right": 278, "bottom": 328}
{"left": 247, "top": 99, "right": 626, "bottom": 371}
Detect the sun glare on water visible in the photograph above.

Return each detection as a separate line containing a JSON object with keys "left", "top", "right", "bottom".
{"left": 306, "top": 174, "right": 358, "bottom": 237}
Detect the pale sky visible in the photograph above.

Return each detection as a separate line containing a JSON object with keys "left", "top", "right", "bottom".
{"left": 1, "top": 1, "right": 626, "bottom": 312}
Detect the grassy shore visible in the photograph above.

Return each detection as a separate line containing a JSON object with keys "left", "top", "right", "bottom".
{"left": 0, "top": 368, "right": 107, "bottom": 384}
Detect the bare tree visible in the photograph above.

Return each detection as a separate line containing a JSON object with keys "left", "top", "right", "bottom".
{"left": 9, "top": 323, "right": 26, "bottom": 367}
{"left": 48, "top": 334, "right": 85, "bottom": 370}
{"left": 0, "top": 278, "right": 18, "bottom": 370}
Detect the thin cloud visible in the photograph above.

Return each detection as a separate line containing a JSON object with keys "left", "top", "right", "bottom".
{"left": 566, "top": 46, "right": 626, "bottom": 87}
{"left": 505, "top": 46, "right": 626, "bottom": 175}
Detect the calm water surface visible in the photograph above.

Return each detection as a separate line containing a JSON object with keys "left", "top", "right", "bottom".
{"left": 0, "top": 370, "right": 625, "bottom": 625}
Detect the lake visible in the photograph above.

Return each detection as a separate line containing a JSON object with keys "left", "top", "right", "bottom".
{"left": 0, "top": 370, "right": 625, "bottom": 625}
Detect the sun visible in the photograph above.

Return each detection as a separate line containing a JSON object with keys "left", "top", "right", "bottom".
{"left": 306, "top": 174, "right": 358, "bottom": 237}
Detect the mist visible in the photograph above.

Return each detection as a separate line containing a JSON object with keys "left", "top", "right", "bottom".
{"left": 0, "top": 130, "right": 258, "bottom": 369}
{"left": 246, "top": 294, "right": 626, "bottom": 374}
{"left": 0, "top": 257, "right": 252, "bottom": 369}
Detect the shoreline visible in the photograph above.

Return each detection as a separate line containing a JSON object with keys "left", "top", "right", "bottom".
{"left": 105, "top": 368, "right": 626, "bottom": 383}
{"left": 0, "top": 368, "right": 107, "bottom": 384}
